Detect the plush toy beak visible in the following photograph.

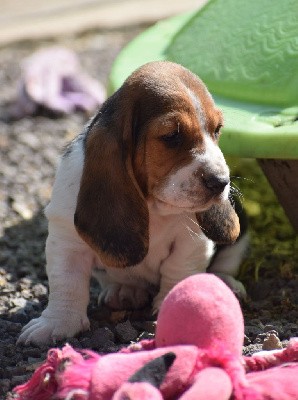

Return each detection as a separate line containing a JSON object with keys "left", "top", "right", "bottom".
{"left": 113, "top": 352, "right": 176, "bottom": 400}
{"left": 128, "top": 352, "right": 176, "bottom": 387}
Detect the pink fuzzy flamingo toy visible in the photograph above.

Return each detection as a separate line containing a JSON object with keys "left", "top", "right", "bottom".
{"left": 13, "top": 274, "right": 298, "bottom": 400}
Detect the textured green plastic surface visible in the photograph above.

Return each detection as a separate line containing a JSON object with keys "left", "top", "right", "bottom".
{"left": 108, "top": 2, "right": 298, "bottom": 159}
{"left": 167, "top": 0, "right": 298, "bottom": 107}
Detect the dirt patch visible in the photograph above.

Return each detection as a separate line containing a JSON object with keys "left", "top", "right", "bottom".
{"left": 0, "top": 28, "right": 297, "bottom": 398}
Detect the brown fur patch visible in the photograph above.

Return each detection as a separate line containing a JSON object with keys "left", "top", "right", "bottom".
{"left": 75, "top": 118, "right": 149, "bottom": 268}
{"left": 196, "top": 199, "right": 240, "bottom": 244}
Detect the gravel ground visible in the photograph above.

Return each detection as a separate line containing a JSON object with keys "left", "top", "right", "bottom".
{"left": 0, "top": 27, "right": 297, "bottom": 399}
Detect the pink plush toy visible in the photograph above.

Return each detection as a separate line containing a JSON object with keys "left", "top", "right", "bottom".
{"left": 13, "top": 274, "right": 298, "bottom": 400}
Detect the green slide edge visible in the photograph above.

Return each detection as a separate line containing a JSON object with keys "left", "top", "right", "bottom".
{"left": 108, "top": 12, "right": 298, "bottom": 159}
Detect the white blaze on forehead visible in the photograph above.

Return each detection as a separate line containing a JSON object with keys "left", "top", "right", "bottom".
{"left": 186, "top": 86, "right": 214, "bottom": 135}
{"left": 197, "top": 135, "right": 229, "bottom": 173}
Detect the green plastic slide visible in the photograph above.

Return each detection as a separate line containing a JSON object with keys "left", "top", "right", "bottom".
{"left": 108, "top": 0, "right": 298, "bottom": 159}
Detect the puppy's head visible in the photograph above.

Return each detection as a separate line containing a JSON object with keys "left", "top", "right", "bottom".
{"left": 74, "top": 61, "right": 239, "bottom": 267}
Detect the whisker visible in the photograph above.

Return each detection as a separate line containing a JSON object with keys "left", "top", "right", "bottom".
{"left": 230, "top": 181, "right": 244, "bottom": 198}
{"left": 184, "top": 214, "right": 208, "bottom": 235}
{"left": 184, "top": 214, "right": 199, "bottom": 226}
{"left": 178, "top": 214, "right": 201, "bottom": 242}
{"left": 230, "top": 186, "right": 244, "bottom": 200}
{"left": 230, "top": 193, "right": 244, "bottom": 207}
{"left": 185, "top": 225, "right": 201, "bottom": 242}
{"left": 230, "top": 185, "right": 246, "bottom": 211}
{"left": 230, "top": 183, "right": 245, "bottom": 207}
{"left": 230, "top": 175, "right": 254, "bottom": 183}
{"left": 184, "top": 214, "right": 200, "bottom": 228}
{"left": 184, "top": 221, "right": 205, "bottom": 242}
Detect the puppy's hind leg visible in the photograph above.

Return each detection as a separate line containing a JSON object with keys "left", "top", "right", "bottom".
{"left": 208, "top": 232, "right": 249, "bottom": 298}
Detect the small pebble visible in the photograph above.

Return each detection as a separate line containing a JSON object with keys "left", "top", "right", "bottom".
{"left": 138, "top": 331, "right": 155, "bottom": 341}
{"left": 11, "top": 297, "right": 27, "bottom": 308}
{"left": 244, "top": 334, "right": 251, "bottom": 345}
{"left": 115, "top": 320, "right": 139, "bottom": 343}
{"left": 262, "top": 333, "right": 283, "bottom": 350}
{"left": 31, "top": 284, "right": 48, "bottom": 297}
{"left": 264, "top": 324, "right": 278, "bottom": 333}
{"left": 132, "top": 320, "right": 156, "bottom": 334}
{"left": 91, "top": 327, "right": 115, "bottom": 350}
{"left": 12, "top": 200, "right": 33, "bottom": 220}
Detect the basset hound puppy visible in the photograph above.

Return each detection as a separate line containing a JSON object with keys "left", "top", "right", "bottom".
{"left": 18, "top": 61, "right": 248, "bottom": 345}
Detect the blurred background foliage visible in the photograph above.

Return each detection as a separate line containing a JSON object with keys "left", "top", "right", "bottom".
{"left": 228, "top": 157, "right": 298, "bottom": 283}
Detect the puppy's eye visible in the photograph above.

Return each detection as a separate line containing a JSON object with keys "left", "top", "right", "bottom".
{"left": 160, "top": 131, "right": 183, "bottom": 148}
{"left": 214, "top": 124, "right": 223, "bottom": 140}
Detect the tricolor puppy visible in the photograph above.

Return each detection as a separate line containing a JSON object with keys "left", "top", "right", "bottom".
{"left": 19, "top": 61, "right": 247, "bottom": 345}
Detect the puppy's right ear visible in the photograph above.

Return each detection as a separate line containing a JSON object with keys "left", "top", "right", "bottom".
{"left": 74, "top": 92, "right": 149, "bottom": 268}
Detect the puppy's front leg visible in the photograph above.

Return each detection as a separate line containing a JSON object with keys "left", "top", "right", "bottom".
{"left": 153, "top": 231, "right": 214, "bottom": 311}
{"left": 18, "top": 226, "right": 93, "bottom": 345}
{"left": 153, "top": 258, "right": 204, "bottom": 312}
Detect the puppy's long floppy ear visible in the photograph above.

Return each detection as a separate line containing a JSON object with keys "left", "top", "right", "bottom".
{"left": 196, "top": 198, "right": 240, "bottom": 244}
{"left": 74, "top": 91, "right": 149, "bottom": 268}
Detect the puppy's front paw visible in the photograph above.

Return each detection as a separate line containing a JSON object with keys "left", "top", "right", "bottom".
{"left": 98, "top": 283, "right": 151, "bottom": 310}
{"left": 17, "top": 309, "right": 90, "bottom": 345}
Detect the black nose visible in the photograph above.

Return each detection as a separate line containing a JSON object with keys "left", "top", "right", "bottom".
{"left": 202, "top": 174, "right": 230, "bottom": 195}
